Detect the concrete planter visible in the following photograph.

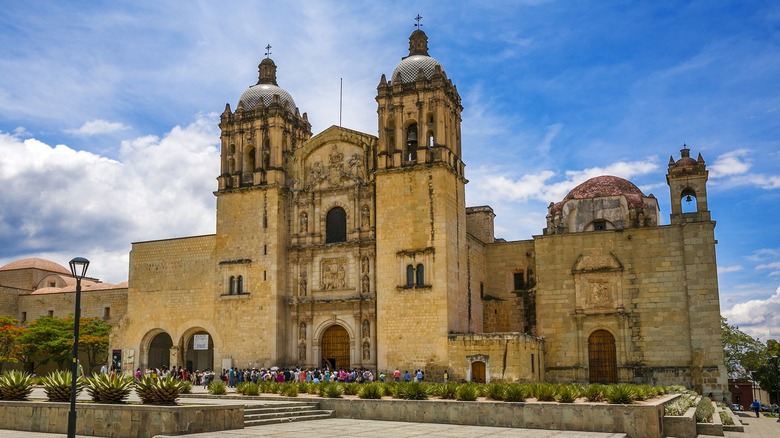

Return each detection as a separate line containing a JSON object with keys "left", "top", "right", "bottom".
{"left": 695, "top": 401, "right": 723, "bottom": 436}
{"left": 0, "top": 401, "right": 244, "bottom": 438}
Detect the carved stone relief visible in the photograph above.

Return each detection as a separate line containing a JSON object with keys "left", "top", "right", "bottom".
{"left": 362, "top": 320, "right": 370, "bottom": 339}
{"left": 362, "top": 342, "right": 370, "bottom": 360}
{"left": 298, "top": 343, "right": 306, "bottom": 361}
{"left": 299, "top": 322, "right": 306, "bottom": 340}
{"left": 361, "top": 205, "right": 370, "bottom": 227}
{"left": 300, "top": 212, "right": 308, "bottom": 233}
{"left": 306, "top": 144, "right": 364, "bottom": 189}
{"left": 361, "top": 257, "right": 369, "bottom": 274}
{"left": 361, "top": 275, "right": 370, "bottom": 294}
{"left": 321, "top": 258, "right": 347, "bottom": 290}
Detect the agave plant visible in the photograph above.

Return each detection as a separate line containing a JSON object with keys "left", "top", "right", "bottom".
{"left": 85, "top": 373, "right": 134, "bottom": 403}
{"left": 555, "top": 384, "right": 580, "bottom": 403}
{"left": 604, "top": 384, "right": 636, "bottom": 404}
{"left": 485, "top": 383, "right": 505, "bottom": 401}
{"left": 503, "top": 384, "right": 527, "bottom": 402}
{"left": 149, "top": 376, "right": 186, "bottom": 405}
{"left": 135, "top": 375, "right": 156, "bottom": 404}
{"left": 533, "top": 382, "right": 557, "bottom": 401}
{"left": 278, "top": 382, "right": 298, "bottom": 397}
{"left": 0, "top": 370, "right": 34, "bottom": 401}
{"left": 358, "top": 383, "right": 383, "bottom": 399}
{"left": 435, "top": 382, "right": 458, "bottom": 400}
{"left": 319, "top": 382, "right": 344, "bottom": 398}
{"left": 208, "top": 380, "right": 227, "bottom": 395}
{"left": 43, "top": 370, "right": 84, "bottom": 402}
{"left": 456, "top": 383, "right": 479, "bottom": 401}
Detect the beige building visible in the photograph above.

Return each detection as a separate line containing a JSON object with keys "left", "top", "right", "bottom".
{"left": 2, "top": 29, "right": 727, "bottom": 396}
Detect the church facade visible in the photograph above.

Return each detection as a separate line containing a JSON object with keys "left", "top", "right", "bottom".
{"left": 97, "top": 29, "right": 726, "bottom": 395}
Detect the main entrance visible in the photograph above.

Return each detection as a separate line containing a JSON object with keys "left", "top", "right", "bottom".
{"left": 588, "top": 329, "right": 618, "bottom": 383}
{"left": 321, "top": 325, "right": 350, "bottom": 370}
{"left": 184, "top": 331, "right": 214, "bottom": 372}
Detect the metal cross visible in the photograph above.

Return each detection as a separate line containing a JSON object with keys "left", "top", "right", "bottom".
{"left": 265, "top": 44, "right": 272, "bottom": 58}
{"left": 414, "top": 14, "right": 423, "bottom": 28}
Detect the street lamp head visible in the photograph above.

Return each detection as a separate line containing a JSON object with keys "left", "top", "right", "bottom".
{"left": 69, "top": 257, "right": 90, "bottom": 280}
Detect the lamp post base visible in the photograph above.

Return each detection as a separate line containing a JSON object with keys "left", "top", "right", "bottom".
{"left": 67, "top": 409, "right": 77, "bottom": 437}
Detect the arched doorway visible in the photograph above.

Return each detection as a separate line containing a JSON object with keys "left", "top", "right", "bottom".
{"left": 471, "top": 361, "right": 486, "bottom": 383}
{"left": 588, "top": 330, "right": 618, "bottom": 383}
{"left": 148, "top": 332, "right": 172, "bottom": 370}
{"left": 321, "top": 325, "right": 350, "bottom": 370}
{"left": 184, "top": 331, "right": 214, "bottom": 372}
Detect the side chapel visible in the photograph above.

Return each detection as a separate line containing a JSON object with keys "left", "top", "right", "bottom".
{"left": 104, "top": 28, "right": 727, "bottom": 396}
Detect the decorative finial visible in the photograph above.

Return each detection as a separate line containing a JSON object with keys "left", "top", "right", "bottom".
{"left": 264, "top": 44, "right": 272, "bottom": 58}
{"left": 682, "top": 143, "right": 688, "bottom": 150}
{"left": 414, "top": 14, "right": 423, "bottom": 29}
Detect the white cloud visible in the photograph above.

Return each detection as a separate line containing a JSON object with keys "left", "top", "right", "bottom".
{"left": 756, "top": 262, "right": 780, "bottom": 270}
{"left": 0, "top": 114, "right": 219, "bottom": 283}
{"left": 718, "top": 265, "right": 743, "bottom": 274}
{"left": 722, "top": 287, "right": 780, "bottom": 340}
{"left": 709, "top": 149, "right": 751, "bottom": 178}
{"left": 65, "top": 119, "right": 131, "bottom": 136}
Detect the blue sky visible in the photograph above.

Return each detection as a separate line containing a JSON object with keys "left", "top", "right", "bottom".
{"left": 1, "top": 1, "right": 779, "bottom": 340}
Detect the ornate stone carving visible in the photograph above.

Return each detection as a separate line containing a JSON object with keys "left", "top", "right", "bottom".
{"left": 300, "top": 212, "right": 308, "bottom": 233}
{"left": 589, "top": 281, "right": 612, "bottom": 307}
{"left": 362, "top": 320, "right": 370, "bottom": 338}
{"left": 298, "top": 343, "right": 306, "bottom": 361}
{"left": 361, "top": 256, "right": 369, "bottom": 274}
{"left": 361, "top": 205, "right": 370, "bottom": 227}
{"left": 321, "top": 258, "right": 347, "bottom": 290}
{"left": 299, "top": 322, "right": 306, "bottom": 340}
{"left": 361, "top": 275, "right": 370, "bottom": 294}
{"left": 307, "top": 145, "right": 364, "bottom": 189}
{"left": 362, "top": 342, "right": 370, "bottom": 360}
{"left": 349, "top": 153, "right": 364, "bottom": 179}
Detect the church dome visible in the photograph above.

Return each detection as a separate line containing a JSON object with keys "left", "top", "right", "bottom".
{"left": 564, "top": 176, "right": 645, "bottom": 201}
{"left": 0, "top": 257, "right": 70, "bottom": 274}
{"left": 391, "top": 30, "right": 446, "bottom": 83}
{"left": 237, "top": 58, "right": 297, "bottom": 111}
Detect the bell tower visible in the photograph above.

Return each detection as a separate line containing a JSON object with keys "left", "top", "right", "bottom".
{"left": 666, "top": 145, "right": 710, "bottom": 224}
{"left": 374, "top": 28, "right": 469, "bottom": 376}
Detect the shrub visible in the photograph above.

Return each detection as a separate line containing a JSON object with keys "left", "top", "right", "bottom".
{"left": 244, "top": 382, "right": 259, "bottom": 396}
{"left": 533, "top": 382, "right": 557, "bottom": 401}
{"left": 485, "top": 383, "right": 505, "bottom": 401}
{"left": 720, "top": 411, "right": 734, "bottom": 425}
{"left": 320, "top": 382, "right": 344, "bottom": 398}
{"left": 633, "top": 385, "right": 652, "bottom": 401}
{"left": 42, "top": 370, "right": 83, "bottom": 402}
{"left": 358, "top": 383, "right": 383, "bottom": 399}
{"left": 695, "top": 397, "right": 715, "bottom": 423}
{"left": 435, "top": 382, "right": 458, "bottom": 400}
{"left": 582, "top": 384, "right": 603, "bottom": 402}
{"left": 208, "top": 380, "right": 227, "bottom": 395}
{"left": 343, "top": 382, "right": 360, "bottom": 395}
{"left": 456, "top": 383, "right": 479, "bottom": 401}
{"left": 399, "top": 382, "right": 430, "bottom": 400}
{"left": 604, "top": 384, "right": 635, "bottom": 404}
{"left": 145, "top": 375, "right": 186, "bottom": 405}
{"left": 85, "top": 373, "right": 134, "bottom": 403}
{"left": 180, "top": 380, "right": 192, "bottom": 394}
{"left": 0, "top": 370, "right": 34, "bottom": 401}
{"left": 235, "top": 382, "right": 248, "bottom": 394}
{"left": 556, "top": 384, "right": 579, "bottom": 403}
{"left": 503, "top": 384, "right": 527, "bottom": 402}
{"left": 279, "top": 382, "right": 298, "bottom": 397}
{"left": 664, "top": 395, "right": 695, "bottom": 416}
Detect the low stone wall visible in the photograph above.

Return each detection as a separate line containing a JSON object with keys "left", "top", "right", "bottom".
{"left": 0, "top": 401, "right": 244, "bottom": 438}
{"left": 662, "top": 406, "right": 696, "bottom": 438}
{"left": 317, "top": 395, "right": 672, "bottom": 438}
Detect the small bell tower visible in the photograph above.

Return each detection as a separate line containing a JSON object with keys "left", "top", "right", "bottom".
{"left": 666, "top": 145, "right": 710, "bottom": 224}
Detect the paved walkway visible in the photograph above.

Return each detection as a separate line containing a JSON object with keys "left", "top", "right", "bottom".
{"left": 3, "top": 387, "right": 780, "bottom": 437}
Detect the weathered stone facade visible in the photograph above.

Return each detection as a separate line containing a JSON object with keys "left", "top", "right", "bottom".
{"left": 1, "top": 29, "right": 727, "bottom": 396}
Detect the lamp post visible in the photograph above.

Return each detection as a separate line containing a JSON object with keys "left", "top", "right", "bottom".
{"left": 67, "top": 257, "right": 89, "bottom": 438}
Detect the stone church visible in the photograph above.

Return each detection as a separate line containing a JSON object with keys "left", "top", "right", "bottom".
{"left": 3, "top": 29, "right": 727, "bottom": 396}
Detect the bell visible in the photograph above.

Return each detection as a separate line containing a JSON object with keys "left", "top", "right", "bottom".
{"left": 685, "top": 195, "right": 693, "bottom": 202}
{"left": 407, "top": 131, "right": 417, "bottom": 142}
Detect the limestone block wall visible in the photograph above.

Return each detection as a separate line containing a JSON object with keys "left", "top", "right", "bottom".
{"left": 482, "top": 299, "right": 523, "bottom": 333}
{"left": 465, "top": 206, "right": 495, "bottom": 244}
{"left": 482, "top": 239, "right": 536, "bottom": 333}
{"left": 0, "top": 269, "right": 36, "bottom": 290}
{"left": 0, "top": 286, "right": 19, "bottom": 318}
{"left": 466, "top": 235, "right": 485, "bottom": 333}
{"left": 375, "top": 164, "right": 467, "bottom": 376}
{"left": 17, "top": 289, "right": 127, "bottom": 323}
{"left": 533, "top": 223, "right": 726, "bottom": 393}
{"left": 447, "top": 332, "right": 544, "bottom": 383}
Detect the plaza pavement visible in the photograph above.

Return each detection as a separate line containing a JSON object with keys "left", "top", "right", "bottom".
{"left": 2, "top": 386, "right": 780, "bottom": 437}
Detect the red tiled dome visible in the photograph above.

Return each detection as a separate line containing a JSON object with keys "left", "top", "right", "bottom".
{"left": 552, "top": 176, "right": 647, "bottom": 213}
{"left": 0, "top": 258, "right": 70, "bottom": 275}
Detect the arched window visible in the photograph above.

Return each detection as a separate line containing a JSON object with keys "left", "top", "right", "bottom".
{"left": 245, "top": 146, "right": 255, "bottom": 172}
{"left": 229, "top": 276, "right": 235, "bottom": 295}
{"left": 427, "top": 130, "right": 434, "bottom": 147}
{"left": 406, "top": 265, "right": 415, "bottom": 287}
{"left": 236, "top": 276, "right": 243, "bottom": 294}
{"left": 326, "top": 207, "right": 347, "bottom": 243}
{"left": 681, "top": 188, "right": 698, "bottom": 213}
{"left": 416, "top": 264, "right": 425, "bottom": 286}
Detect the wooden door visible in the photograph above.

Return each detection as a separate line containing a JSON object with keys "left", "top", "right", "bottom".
{"left": 321, "top": 325, "right": 350, "bottom": 370}
{"left": 588, "top": 330, "right": 618, "bottom": 383}
{"left": 472, "top": 361, "right": 486, "bottom": 383}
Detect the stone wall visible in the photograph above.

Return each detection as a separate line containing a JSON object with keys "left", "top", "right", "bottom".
{"left": 447, "top": 332, "right": 544, "bottom": 383}
{"left": 0, "top": 401, "right": 243, "bottom": 438}
{"left": 0, "top": 286, "right": 18, "bottom": 318}
{"left": 17, "top": 288, "right": 127, "bottom": 323}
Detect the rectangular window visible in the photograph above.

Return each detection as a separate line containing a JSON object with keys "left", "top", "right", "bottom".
{"left": 263, "top": 215, "right": 268, "bottom": 228}
{"left": 264, "top": 270, "right": 267, "bottom": 281}
{"left": 594, "top": 220, "right": 607, "bottom": 231}
{"left": 531, "top": 354, "right": 535, "bottom": 373}
{"left": 103, "top": 307, "right": 111, "bottom": 319}
{"left": 48, "top": 310, "right": 54, "bottom": 317}
{"left": 48, "top": 281, "right": 56, "bottom": 287}
{"left": 264, "top": 244, "right": 267, "bottom": 255}
{"left": 513, "top": 272, "right": 524, "bottom": 290}
{"left": 21, "top": 312, "right": 26, "bottom": 322}
{"left": 480, "top": 282, "right": 484, "bottom": 299}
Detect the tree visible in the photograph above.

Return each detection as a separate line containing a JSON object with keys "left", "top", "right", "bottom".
{"left": 0, "top": 315, "right": 24, "bottom": 371}
{"left": 721, "top": 317, "right": 766, "bottom": 378}
{"left": 77, "top": 317, "right": 111, "bottom": 373}
{"left": 16, "top": 315, "right": 72, "bottom": 372}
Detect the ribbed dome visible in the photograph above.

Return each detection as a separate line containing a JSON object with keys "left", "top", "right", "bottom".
{"left": 237, "top": 58, "right": 297, "bottom": 111}
{"left": 238, "top": 84, "right": 296, "bottom": 111}
{"left": 390, "top": 29, "right": 446, "bottom": 84}
{"left": 0, "top": 257, "right": 70, "bottom": 274}
{"left": 392, "top": 55, "right": 445, "bottom": 83}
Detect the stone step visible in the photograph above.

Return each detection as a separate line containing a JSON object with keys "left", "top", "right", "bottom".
{"left": 245, "top": 408, "right": 329, "bottom": 421}
{"left": 244, "top": 404, "right": 320, "bottom": 414}
{"left": 244, "top": 411, "right": 334, "bottom": 427}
